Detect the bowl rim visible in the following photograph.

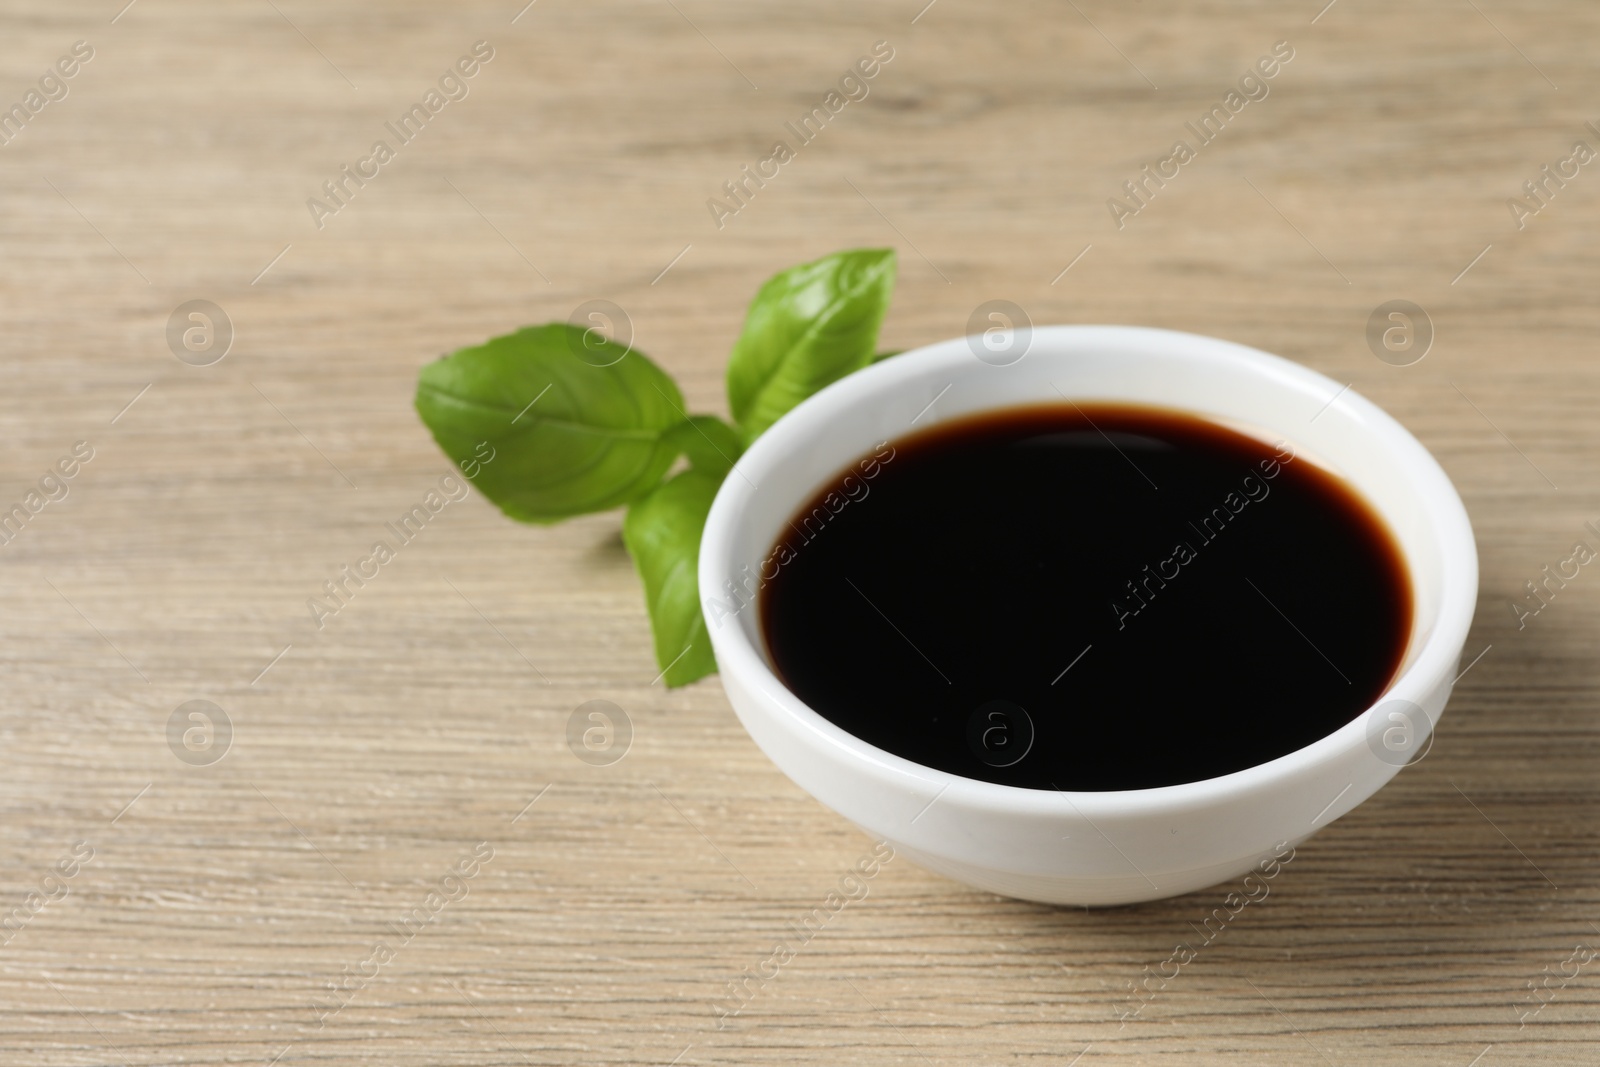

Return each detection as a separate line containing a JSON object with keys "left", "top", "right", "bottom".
{"left": 699, "top": 324, "right": 1479, "bottom": 819}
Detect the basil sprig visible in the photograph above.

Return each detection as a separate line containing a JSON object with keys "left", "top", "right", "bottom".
{"left": 415, "top": 248, "right": 898, "bottom": 687}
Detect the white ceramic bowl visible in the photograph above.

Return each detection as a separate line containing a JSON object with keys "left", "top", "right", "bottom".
{"left": 699, "top": 326, "right": 1477, "bottom": 906}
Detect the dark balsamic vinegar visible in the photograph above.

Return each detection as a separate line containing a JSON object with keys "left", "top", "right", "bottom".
{"left": 759, "top": 403, "right": 1413, "bottom": 791}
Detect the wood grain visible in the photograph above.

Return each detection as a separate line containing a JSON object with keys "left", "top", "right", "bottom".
{"left": 0, "top": 0, "right": 1597, "bottom": 1063}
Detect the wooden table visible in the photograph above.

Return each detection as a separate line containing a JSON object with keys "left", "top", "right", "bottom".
{"left": 2, "top": 0, "right": 1597, "bottom": 1062}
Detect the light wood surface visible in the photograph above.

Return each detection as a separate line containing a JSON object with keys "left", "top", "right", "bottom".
{"left": 2, "top": 0, "right": 1598, "bottom": 1063}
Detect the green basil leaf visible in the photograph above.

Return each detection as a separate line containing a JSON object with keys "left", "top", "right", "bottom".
{"left": 664, "top": 415, "right": 743, "bottom": 480}
{"left": 416, "top": 324, "right": 686, "bottom": 522}
{"left": 872, "top": 349, "right": 903, "bottom": 363}
{"left": 726, "top": 248, "right": 896, "bottom": 445}
{"left": 622, "top": 469, "right": 721, "bottom": 687}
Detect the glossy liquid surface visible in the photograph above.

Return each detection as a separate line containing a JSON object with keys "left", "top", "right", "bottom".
{"left": 759, "top": 403, "right": 1413, "bottom": 791}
